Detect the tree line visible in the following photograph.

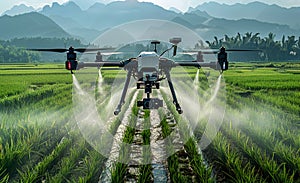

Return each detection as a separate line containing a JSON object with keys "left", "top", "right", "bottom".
{"left": 0, "top": 41, "right": 40, "bottom": 63}
{"left": 202, "top": 32, "right": 300, "bottom": 61}
{"left": 0, "top": 37, "right": 87, "bottom": 63}
{"left": 1, "top": 33, "right": 300, "bottom": 63}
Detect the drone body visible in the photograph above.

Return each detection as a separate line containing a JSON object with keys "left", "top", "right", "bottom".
{"left": 137, "top": 51, "right": 159, "bottom": 82}
{"left": 29, "top": 38, "right": 261, "bottom": 115}
{"left": 73, "top": 39, "right": 229, "bottom": 115}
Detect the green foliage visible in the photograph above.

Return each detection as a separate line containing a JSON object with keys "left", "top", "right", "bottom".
{"left": 0, "top": 43, "right": 40, "bottom": 63}
{"left": 8, "top": 37, "right": 85, "bottom": 49}
{"left": 206, "top": 32, "right": 300, "bottom": 61}
{"left": 0, "top": 37, "right": 90, "bottom": 63}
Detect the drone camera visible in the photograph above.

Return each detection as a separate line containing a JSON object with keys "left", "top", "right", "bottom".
{"left": 137, "top": 98, "right": 163, "bottom": 109}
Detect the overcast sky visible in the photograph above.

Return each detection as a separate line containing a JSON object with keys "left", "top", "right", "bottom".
{"left": 1, "top": 0, "right": 300, "bottom": 14}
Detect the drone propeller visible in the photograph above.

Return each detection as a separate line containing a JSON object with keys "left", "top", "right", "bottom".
{"left": 75, "top": 48, "right": 114, "bottom": 53}
{"left": 181, "top": 51, "right": 218, "bottom": 55}
{"left": 226, "top": 49, "right": 262, "bottom": 52}
{"left": 28, "top": 47, "right": 114, "bottom": 53}
{"left": 182, "top": 48, "right": 261, "bottom": 55}
{"left": 27, "top": 48, "right": 68, "bottom": 53}
{"left": 84, "top": 52, "right": 125, "bottom": 56}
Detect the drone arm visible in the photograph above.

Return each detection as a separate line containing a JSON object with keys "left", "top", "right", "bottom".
{"left": 77, "top": 62, "right": 125, "bottom": 69}
{"left": 114, "top": 68, "right": 132, "bottom": 115}
{"left": 173, "top": 62, "right": 220, "bottom": 70}
{"left": 165, "top": 71, "right": 183, "bottom": 114}
{"left": 175, "top": 61, "right": 218, "bottom": 69}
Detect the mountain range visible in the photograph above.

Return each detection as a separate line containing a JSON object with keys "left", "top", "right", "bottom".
{"left": 0, "top": 1, "right": 299, "bottom": 44}
{"left": 189, "top": 1, "right": 300, "bottom": 30}
{"left": 40, "top": 1, "right": 178, "bottom": 41}
{"left": 2, "top": 4, "right": 35, "bottom": 16}
{"left": 0, "top": 12, "right": 70, "bottom": 40}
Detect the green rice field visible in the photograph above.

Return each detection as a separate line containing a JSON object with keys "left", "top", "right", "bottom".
{"left": 0, "top": 62, "right": 299, "bottom": 182}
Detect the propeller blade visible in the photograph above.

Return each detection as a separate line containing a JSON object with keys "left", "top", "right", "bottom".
{"left": 28, "top": 47, "right": 115, "bottom": 53}
{"left": 183, "top": 49, "right": 261, "bottom": 54}
{"left": 226, "top": 49, "right": 261, "bottom": 52}
{"left": 181, "top": 51, "right": 218, "bottom": 54}
{"left": 201, "top": 51, "right": 219, "bottom": 54}
{"left": 84, "top": 52, "right": 124, "bottom": 55}
{"left": 27, "top": 48, "right": 68, "bottom": 53}
{"left": 75, "top": 48, "right": 114, "bottom": 53}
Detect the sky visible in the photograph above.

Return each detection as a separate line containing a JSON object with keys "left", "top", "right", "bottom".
{"left": 1, "top": 0, "right": 300, "bottom": 14}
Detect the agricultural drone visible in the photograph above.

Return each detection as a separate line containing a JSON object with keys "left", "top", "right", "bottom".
{"left": 29, "top": 38, "right": 257, "bottom": 115}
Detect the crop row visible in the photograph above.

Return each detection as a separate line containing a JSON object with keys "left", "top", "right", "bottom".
{"left": 139, "top": 109, "right": 152, "bottom": 182}
{"left": 160, "top": 89, "right": 214, "bottom": 182}
{"left": 173, "top": 67, "right": 299, "bottom": 182}
{"left": 111, "top": 95, "right": 141, "bottom": 182}
{"left": 0, "top": 107, "right": 74, "bottom": 182}
{"left": 0, "top": 73, "right": 71, "bottom": 98}
{"left": 0, "top": 84, "right": 72, "bottom": 111}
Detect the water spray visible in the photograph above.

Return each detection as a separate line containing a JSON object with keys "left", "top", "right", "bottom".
{"left": 97, "top": 68, "right": 103, "bottom": 95}
{"left": 193, "top": 69, "right": 200, "bottom": 88}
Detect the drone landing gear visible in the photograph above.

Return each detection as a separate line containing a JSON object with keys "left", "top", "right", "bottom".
{"left": 114, "top": 69, "right": 132, "bottom": 115}
{"left": 165, "top": 71, "right": 183, "bottom": 114}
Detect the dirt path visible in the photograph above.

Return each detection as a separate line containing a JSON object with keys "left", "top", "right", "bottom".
{"left": 99, "top": 91, "right": 139, "bottom": 182}
{"left": 150, "top": 110, "right": 170, "bottom": 182}
{"left": 99, "top": 90, "right": 211, "bottom": 182}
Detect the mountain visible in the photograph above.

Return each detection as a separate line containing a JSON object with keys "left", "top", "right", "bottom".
{"left": 68, "top": 0, "right": 115, "bottom": 10}
{"left": 69, "top": 0, "right": 99, "bottom": 10}
{"left": 169, "top": 7, "right": 182, "bottom": 14}
{"left": 41, "top": 0, "right": 177, "bottom": 30}
{"left": 86, "top": 1, "right": 177, "bottom": 28}
{"left": 199, "top": 18, "right": 295, "bottom": 40}
{"left": 172, "top": 11, "right": 210, "bottom": 28}
{"left": 42, "top": 1, "right": 84, "bottom": 19}
{"left": 39, "top": 1, "right": 178, "bottom": 42}
{"left": 2, "top": 4, "right": 35, "bottom": 16}
{"left": 1, "top": 1, "right": 295, "bottom": 44}
{"left": 0, "top": 12, "right": 70, "bottom": 40}
{"left": 190, "top": 1, "right": 300, "bottom": 30}
{"left": 171, "top": 10, "right": 297, "bottom": 41}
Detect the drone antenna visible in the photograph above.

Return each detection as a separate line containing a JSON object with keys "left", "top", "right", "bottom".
{"left": 169, "top": 38, "right": 182, "bottom": 56}
{"left": 151, "top": 40, "right": 160, "bottom": 53}
{"left": 159, "top": 38, "right": 182, "bottom": 57}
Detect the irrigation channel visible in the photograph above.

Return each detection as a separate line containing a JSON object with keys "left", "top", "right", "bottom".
{"left": 71, "top": 68, "right": 221, "bottom": 182}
